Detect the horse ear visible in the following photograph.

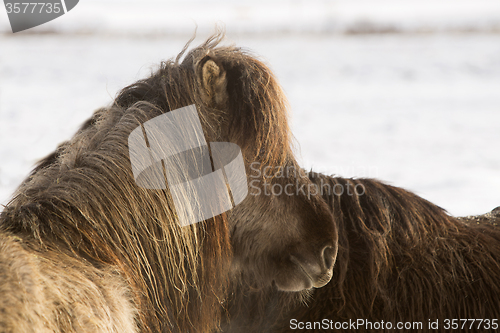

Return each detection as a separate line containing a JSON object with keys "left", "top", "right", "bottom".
{"left": 198, "top": 56, "right": 228, "bottom": 106}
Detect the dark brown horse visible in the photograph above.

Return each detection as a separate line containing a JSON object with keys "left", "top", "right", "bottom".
{"left": 0, "top": 34, "right": 336, "bottom": 333}
{"left": 223, "top": 173, "right": 500, "bottom": 332}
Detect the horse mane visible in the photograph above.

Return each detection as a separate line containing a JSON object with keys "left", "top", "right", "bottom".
{"left": 0, "top": 32, "right": 293, "bottom": 332}
{"left": 114, "top": 32, "right": 292, "bottom": 171}
{"left": 301, "top": 174, "right": 500, "bottom": 321}
{"left": 314, "top": 175, "right": 459, "bottom": 312}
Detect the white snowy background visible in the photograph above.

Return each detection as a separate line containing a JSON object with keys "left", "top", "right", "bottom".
{"left": 1, "top": 0, "right": 500, "bottom": 216}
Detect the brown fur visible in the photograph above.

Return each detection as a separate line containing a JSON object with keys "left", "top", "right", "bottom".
{"left": 223, "top": 174, "right": 500, "bottom": 332}
{"left": 0, "top": 33, "right": 336, "bottom": 333}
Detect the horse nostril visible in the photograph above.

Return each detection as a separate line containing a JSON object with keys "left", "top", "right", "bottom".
{"left": 321, "top": 245, "right": 336, "bottom": 271}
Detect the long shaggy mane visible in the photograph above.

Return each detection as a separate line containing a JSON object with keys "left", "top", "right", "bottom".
{"left": 0, "top": 32, "right": 293, "bottom": 333}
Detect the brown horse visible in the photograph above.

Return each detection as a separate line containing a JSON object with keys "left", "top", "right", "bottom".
{"left": 223, "top": 173, "right": 500, "bottom": 332}
{"left": 0, "top": 34, "right": 337, "bottom": 333}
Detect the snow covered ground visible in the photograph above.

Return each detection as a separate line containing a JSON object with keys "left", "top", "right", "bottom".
{"left": 1, "top": 1, "right": 500, "bottom": 216}
{"left": 1, "top": 0, "right": 500, "bottom": 35}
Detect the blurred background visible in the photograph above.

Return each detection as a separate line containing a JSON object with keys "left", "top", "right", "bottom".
{"left": 1, "top": 0, "right": 500, "bottom": 215}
